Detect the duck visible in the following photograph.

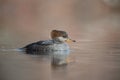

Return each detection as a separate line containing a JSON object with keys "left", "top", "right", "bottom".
{"left": 22, "top": 30, "right": 75, "bottom": 53}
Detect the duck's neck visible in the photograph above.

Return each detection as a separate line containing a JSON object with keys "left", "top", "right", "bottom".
{"left": 52, "top": 38, "right": 64, "bottom": 43}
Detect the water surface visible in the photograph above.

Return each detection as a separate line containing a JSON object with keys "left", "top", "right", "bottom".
{"left": 0, "top": 41, "right": 120, "bottom": 80}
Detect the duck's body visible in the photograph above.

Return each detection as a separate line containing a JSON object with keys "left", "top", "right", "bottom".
{"left": 23, "top": 30, "right": 75, "bottom": 53}
{"left": 24, "top": 40, "right": 69, "bottom": 52}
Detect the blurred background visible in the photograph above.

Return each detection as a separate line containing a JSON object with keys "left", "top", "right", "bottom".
{"left": 0, "top": 0, "right": 120, "bottom": 80}
{"left": 0, "top": 0, "right": 120, "bottom": 48}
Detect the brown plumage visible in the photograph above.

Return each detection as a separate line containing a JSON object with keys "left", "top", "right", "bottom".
{"left": 51, "top": 30, "right": 68, "bottom": 39}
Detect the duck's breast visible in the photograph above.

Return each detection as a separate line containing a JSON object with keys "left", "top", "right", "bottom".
{"left": 52, "top": 43, "right": 69, "bottom": 51}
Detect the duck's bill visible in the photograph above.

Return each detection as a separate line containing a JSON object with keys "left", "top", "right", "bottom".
{"left": 65, "top": 38, "right": 76, "bottom": 42}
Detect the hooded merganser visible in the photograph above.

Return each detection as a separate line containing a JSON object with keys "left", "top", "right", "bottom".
{"left": 23, "top": 30, "right": 75, "bottom": 52}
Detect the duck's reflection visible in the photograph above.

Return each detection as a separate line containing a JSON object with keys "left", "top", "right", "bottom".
{"left": 24, "top": 50, "right": 70, "bottom": 66}
{"left": 51, "top": 50, "right": 70, "bottom": 66}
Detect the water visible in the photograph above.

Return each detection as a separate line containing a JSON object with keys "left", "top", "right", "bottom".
{"left": 0, "top": 41, "right": 120, "bottom": 80}
{"left": 0, "top": 0, "right": 120, "bottom": 79}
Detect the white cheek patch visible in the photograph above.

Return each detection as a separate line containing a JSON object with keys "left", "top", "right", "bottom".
{"left": 58, "top": 37, "right": 67, "bottom": 42}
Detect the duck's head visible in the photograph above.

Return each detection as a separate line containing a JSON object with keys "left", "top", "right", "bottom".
{"left": 51, "top": 30, "right": 76, "bottom": 43}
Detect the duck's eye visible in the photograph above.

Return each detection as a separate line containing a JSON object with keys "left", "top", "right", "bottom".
{"left": 63, "top": 35, "right": 67, "bottom": 38}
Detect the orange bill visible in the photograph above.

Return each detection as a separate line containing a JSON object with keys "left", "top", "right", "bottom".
{"left": 65, "top": 38, "right": 76, "bottom": 42}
